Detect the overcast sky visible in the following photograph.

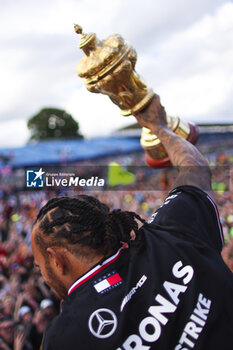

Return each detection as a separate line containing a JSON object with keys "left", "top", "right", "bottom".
{"left": 0, "top": 0, "right": 232, "bottom": 147}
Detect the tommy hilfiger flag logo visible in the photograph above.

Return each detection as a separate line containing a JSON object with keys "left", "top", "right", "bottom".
{"left": 94, "top": 271, "right": 123, "bottom": 294}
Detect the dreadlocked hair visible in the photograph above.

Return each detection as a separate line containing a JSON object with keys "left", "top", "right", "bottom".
{"left": 34, "top": 195, "right": 146, "bottom": 259}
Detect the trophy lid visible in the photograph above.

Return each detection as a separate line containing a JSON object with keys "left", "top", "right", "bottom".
{"left": 74, "top": 24, "right": 135, "bottom": 84}
{"left": 74, "top": 24, "right": 97, "bottom": 53}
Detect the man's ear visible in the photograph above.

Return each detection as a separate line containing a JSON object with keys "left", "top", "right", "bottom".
{"left": 46, "top": 247, "right": 67, "bottom": 274}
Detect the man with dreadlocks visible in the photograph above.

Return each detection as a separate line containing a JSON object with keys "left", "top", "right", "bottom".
{"left": 31, "top": 95, "right": 233, "bottom": 350}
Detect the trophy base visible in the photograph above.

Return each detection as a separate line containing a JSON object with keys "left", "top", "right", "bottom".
{"left": 145, "top": 122, "right": 200, "bottom": 169}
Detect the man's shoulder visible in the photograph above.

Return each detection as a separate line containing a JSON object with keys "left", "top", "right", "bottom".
{"left": 43, "top": 312, "right": 73, "bottom": 349}
{"left": 144, "top": 185, "right": 224, "bottom": 252}
{"left": 45, "top": 313, "right": 62, "bottom": 335}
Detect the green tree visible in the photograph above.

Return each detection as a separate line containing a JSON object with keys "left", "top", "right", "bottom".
{"left": 27, "top": 108, "right": 83, "bottom": 141}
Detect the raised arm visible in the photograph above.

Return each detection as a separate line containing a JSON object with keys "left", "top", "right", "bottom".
{"left": 134, "top": 95, "right": 214, "bottom": 198}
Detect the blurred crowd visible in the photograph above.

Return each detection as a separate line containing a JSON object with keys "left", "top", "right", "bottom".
{"left": 0, "top": 188, "right": 59, "bottom": 349}
{"left": 0, "top": 139, "right": 232, "bottom": 349}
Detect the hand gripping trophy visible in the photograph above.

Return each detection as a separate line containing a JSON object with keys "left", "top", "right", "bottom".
{"left": 74, "top": 24, "right": 199, "bottom": 168}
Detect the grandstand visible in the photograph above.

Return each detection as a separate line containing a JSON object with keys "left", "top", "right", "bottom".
{"left": 0, "top": 123, "right": 232, "bottom": 168}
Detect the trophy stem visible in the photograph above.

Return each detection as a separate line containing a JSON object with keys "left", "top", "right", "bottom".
{"left": 141, "top": 116, "right": 200, "bottom": 168}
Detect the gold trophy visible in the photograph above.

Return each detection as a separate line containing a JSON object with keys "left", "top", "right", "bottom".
{"left": 74, "top": 24, "right": 199, "bottom": 168}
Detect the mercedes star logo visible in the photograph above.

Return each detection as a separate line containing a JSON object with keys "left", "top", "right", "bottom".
{"left": 88, "top": 308, "right": 117, "bottom": 339}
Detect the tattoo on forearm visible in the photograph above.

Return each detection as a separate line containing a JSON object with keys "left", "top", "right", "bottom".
{"left": 158, "top": 129, "right": 212, "bottom": 191}
{"left": 136, "top": 99, "right": 212, "bottom": 192}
